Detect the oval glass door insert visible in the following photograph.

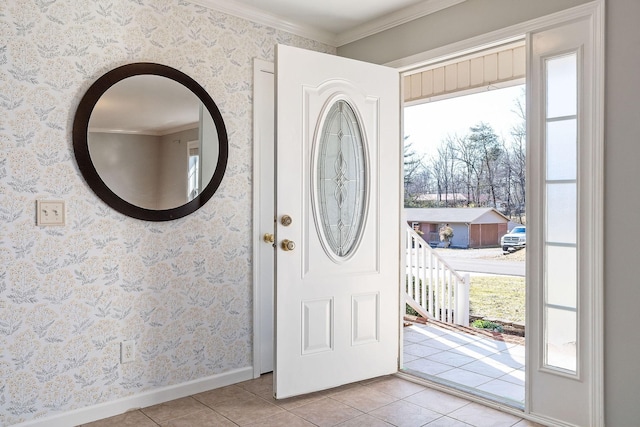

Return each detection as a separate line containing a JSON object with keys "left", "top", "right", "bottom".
{"left": 314, "top": 99, "right": 368, "bottom": 260}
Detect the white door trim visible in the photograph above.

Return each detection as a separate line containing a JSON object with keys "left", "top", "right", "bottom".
{"left": 387, "top": 1, "right": 602, "bottom": 73}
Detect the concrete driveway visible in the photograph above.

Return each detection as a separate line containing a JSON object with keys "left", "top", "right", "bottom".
{"left": 435, "top": 248, "right": 525, "bottom": 277}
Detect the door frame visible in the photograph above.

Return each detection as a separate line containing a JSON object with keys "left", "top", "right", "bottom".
{"left": 252, "top": 58, "right": 276, "bottom": 378}
{"left": 392, "top": 1, "right": 603, "bottom": 425}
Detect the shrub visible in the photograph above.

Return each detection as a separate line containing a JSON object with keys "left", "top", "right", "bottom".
{"left": 472, "top": 319, "right": 504, "bottom": 333}
{"left": 439, "top": 225, "right": 454, "bottom": 242}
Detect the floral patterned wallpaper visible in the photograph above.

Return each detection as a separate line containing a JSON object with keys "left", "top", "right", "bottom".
{"left": 0, "top": 1, "right": 334, "bottom": 425}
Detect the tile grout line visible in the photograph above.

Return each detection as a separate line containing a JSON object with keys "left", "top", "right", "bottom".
{"left": 140, "top": 409, "right": 162, "bottom": 426}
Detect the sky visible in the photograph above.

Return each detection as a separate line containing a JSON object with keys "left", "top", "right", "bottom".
{"left": 404, "top": 84, "right": 525, "bottom": 159}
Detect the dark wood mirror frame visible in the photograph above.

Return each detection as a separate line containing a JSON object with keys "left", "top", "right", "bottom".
{"left": 73, "top": 62, "right": 228, "bottom": 221}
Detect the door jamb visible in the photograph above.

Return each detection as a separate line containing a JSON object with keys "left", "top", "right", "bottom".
{"left": 252, "top": 58, "right": 275, "bottom": 378}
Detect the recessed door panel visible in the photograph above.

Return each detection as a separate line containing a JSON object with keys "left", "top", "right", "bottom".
{"left": 352, "top": 293, "right": 379, "bottom": 345}
{"left": 302, "top": 298, "right": 333, "bottom": 354}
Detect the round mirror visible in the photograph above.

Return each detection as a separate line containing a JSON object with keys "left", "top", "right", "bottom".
{"left": 73, "top": 63, "right": 228, "bottom": 221}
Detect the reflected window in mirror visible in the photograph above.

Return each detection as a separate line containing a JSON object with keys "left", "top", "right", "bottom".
{"left": 187, "top": 140, "right": 200, "bottom": 201}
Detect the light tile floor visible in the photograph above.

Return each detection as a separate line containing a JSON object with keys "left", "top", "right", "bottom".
{"left": 81, "top": 373, "right": 541, "bottom": 427}
{"left": 80, "top": 322, "right": 529, "bottom": 427}
{"left": 402, "top": 323, "right": 525, "bottom": 407}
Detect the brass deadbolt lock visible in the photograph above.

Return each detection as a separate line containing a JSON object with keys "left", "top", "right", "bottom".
{"left": 280, "top": 215, "right": 292, "bottom": 226}
{"left": 281, "top": 239, "right": 295, "bottom": 251}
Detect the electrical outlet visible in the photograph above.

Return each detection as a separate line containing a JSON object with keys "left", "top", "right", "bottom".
{"left": 120, "top": 340, "right": 135, "bottom": 364}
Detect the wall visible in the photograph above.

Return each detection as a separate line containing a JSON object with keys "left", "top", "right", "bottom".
{"left": 603, "top": 1, "right": 640, "bottom": 425}
{"left": 89, "top": 132, "right": 163, "bottom": 209}
{"left": 158, "top": 127, "right": 199, "bottom": 209}
{"left": 448, "top": 223, "right": 468, "bottom": 249}
{"left": 340, "top": 0, "right": 640, "bottom": 424}
{"left": 0, "top": 1, "right": 333, "bottom": 425}
{"left": 337, "top": 0, "right": 590, "bottom": 64}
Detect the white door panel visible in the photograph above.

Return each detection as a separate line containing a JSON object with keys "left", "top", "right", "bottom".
{"left": 275, "top": 45, "right": 400, "bottom": 398}
{"left": 527, "top": 8, "right": 603, "bottom": 426}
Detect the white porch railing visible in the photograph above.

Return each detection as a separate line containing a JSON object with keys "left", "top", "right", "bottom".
{"left": 405, "top": 225, "right": 470, "bottom": 326}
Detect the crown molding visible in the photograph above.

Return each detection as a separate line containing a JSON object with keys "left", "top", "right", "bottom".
{"left": 189, "top": 0, "right": 337, "bottom": 46}
{"left": 188, "top": 0, "right": 466, "bottom": 48}
{"left": 336, "top": 0, "right": 467, "bottom": 46}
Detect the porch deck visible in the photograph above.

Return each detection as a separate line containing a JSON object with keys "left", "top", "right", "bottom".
{"left": 402, "top": 321, "right": 525, "bottom": 408}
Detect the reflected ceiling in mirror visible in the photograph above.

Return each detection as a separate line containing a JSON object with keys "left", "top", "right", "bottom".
{"left": 73, "top": 63, "right": 228, "bottom": 221}
{"left": 89, "top": 75, "right": 201, "bottom": 135}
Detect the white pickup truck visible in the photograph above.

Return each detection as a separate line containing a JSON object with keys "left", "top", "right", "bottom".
{"left": 501, "top": 225, "right": 526, "bottom": 252}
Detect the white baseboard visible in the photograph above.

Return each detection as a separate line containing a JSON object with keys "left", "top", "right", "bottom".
{"left": 15, "top": 366, "right": 254, "bottom": 427}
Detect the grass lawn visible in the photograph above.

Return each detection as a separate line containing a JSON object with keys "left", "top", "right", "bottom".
{"left": 469, "top": 275, "right": 525, "bottom": 323}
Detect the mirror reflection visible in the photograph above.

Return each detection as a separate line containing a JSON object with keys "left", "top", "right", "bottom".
{"left": 87, "top": 75, "right": 219, "bottom": 211}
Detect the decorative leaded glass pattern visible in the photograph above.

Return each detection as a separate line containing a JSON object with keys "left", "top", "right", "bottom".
{"left": 315, "top": 99, "right": 368, "bottom": 259}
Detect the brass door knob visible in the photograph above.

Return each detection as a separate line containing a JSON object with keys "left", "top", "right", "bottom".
{"left": 263, "top": 233, "right": 275, "bottom": 243}
{"left": 281, "top": 239, "right": 295, "bottom": 251}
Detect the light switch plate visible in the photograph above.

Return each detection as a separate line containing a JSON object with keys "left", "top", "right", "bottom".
{"left": 37, "top": 200, "right": 65, "bottom": 226}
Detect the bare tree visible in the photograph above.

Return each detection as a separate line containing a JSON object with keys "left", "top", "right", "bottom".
{"left": 449, "top": 134, "right": 480, "bottom": 206}
{"left": 509, "top": 93, "right": 526, "bottom": 222}
{"left": 404, "top": 140, "right": 425, "bottom": 207}
{"left": 403, "top": 88, "right": 526, "bottom": 219}
{"left": 468, "top": 123, "right": 502, "bottom": 208}
{"left": 499, "top": 138, "right": 515, "bottom": 215}
{"left": 430, "top": 141, "right": 459, "bottom": 207}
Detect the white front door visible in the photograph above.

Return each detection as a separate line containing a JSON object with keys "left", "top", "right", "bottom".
{"left": 274, "top": 45, "right": 401, "bottom": 398}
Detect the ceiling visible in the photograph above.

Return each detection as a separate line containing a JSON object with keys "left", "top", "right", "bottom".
{"left": 87, "top": 0, "right": 467, "bottom": 132}
{"left": 193, "top": 0, "right": 466, "bottom": 46}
